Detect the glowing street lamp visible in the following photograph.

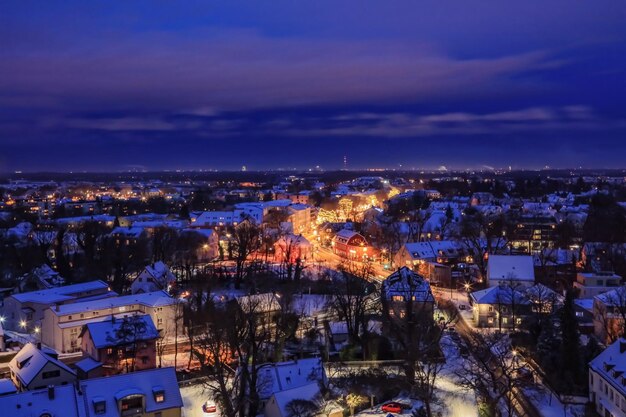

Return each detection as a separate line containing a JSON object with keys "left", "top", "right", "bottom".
{"left": 19, "top": 320, "right": 27, "bottom": 329}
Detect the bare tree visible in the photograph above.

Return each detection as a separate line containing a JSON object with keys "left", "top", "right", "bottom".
{"left": 230, "top": 220, "right": 261, "bottom": 288}
{"left": 285, "top": 399, "right": 319, "bottom": 417}
{"left": 457, "top": 332, "right": 533, "bottom": 417}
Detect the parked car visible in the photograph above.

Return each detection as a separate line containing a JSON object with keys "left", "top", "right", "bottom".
{"left": 203, "top": 401, "right": 218, "bottom": 416}
{"left": 381, "top": 402, "right": 403, "bottom": 413}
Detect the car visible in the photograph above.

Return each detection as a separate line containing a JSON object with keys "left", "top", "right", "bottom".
{"left": 381, "top": 402, "right": 403, "bottom": 414}
{"left": 202, "top": 401, "right": 218, "bottom": 416}
{"left": 458, "top": 304, "right": 467, "bottom": 311}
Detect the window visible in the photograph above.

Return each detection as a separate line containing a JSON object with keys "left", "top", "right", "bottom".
{"left": 121, "top": 396, "right": 143, "bottom": 412}
{"left": 153, "top": 389, "right": 165, "bottom": 403}
{"left": 42, "top": 370, "right": 61, "bottom": 379}
{"left": 516, "top": 318, "right": 522, "bottom": 325}
{"left": 488, "top": 306, "right": 493, "bottom": 312}
{"left": 502, "top": 318, "right": 509, "bottom": 324}
{"left": 392, "top": 295, "right": 403, "bottom": 302}
{"left": 94, "top": 399, "right": 106, "bottom": 414}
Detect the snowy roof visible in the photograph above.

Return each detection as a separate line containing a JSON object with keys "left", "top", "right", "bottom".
{"left": 488, "top": 255, "right": 535, "bottom": 282}
{"left": 9, "top": 343, "right": 76, "bottom": 386}
{"left": 81, "top": 367, "right": 183, "bottom": 417}
{"left": 11, "top": 280, "right": 109, "bottom": 304}
{"left": 0, "top": 379, "right": 16, "bottom": 395}
{"left": 589, "top": 338, "right": 626, "bottom": 397}
{"left": 270, "top": 383, "right": 320, "bottom": 417}
{"left": 256, "top": 358, "right": 326, "bottom": 400}
{"left": 595, "top": 286, "right": 626, "bottom": 306}
{"left": 75, "top": 357, "right": 103, "bottom": 373}
{"left": 83, "top": 314, "right": 159, "bottom": 349}
{"left": 52, "top": 290, "right": 175, "bottom": 316}
{"left": 238, "top": 293, "right": 282, "bottom": 314}
{"left": 470, "top": 286, "right": 530, "bottom": 305}
{"left": 382, "top": 267, "right": 434, "bottom": 302}
{"left": 139, "top": 261, "right": 176, "bottom": 287}
{"left": 0, "top": 384, "right": 83, "bottom": 417}
{"left": 403, "top": 242, "right": 436, "bottom": 259}
{"left": 110, "top": 226, "right": 145, "bottom": 238}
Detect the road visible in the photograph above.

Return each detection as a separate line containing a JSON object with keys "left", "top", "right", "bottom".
{"left": 437, "top": 297, "right": 543, "bottom": 417}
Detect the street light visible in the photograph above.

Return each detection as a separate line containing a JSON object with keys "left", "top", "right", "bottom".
{"left": 19, "top": 320, "right": 27, "bottom": 329}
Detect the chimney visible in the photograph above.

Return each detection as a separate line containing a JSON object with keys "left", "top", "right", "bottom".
{"left": 54, "top": 304, "right": 59, "bottom": 312}
{"left": 47, "top": 385, "right": 54, "bottom": 400}
{"left": 620, "top": 339, "right": 626, "bottom": 354}
{"left": 111, "top": 314, "right": 115, "bottom": 324}
{"left": 36, "top": 342, "right": 41, "bottom": 350}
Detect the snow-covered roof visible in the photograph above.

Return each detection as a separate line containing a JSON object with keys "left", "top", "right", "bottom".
{"left": 52, "top": 290, "right": 175, "bottom": 316}
{"left": 83, "top": 314, "right": 159, "bottom": 349}
{"left": 11, "top": 280, "right": 109, "bottom": 304}
{"left": 335, "top": 229, "right": 361, "bottom": 240}
{"left": 0, "top": 384, "right": 82, "bottom": 417}
{"left": 382, "top": 267, "right": 434, "bottom": 302}
{"left": 257, "top": 358, "right": 326, "bottom": 400}
{"left": 488, "top": 255, "right": 535, "bottom": 282}
{"left": 0, "top": 379, "right": 16, "bottom": 395}
{"left": 403, "top": 242, "right": 436, "bottom": 260}
{"left": 270, "top": 383, "right": 320, "bottom": 417}
{"left": 75, "top": 357, "right": 103, "bottom": 373}
{"left": 110, "top": 226, "right": 144, "bottom": 238}
{"left": 589, "top": 338, "right": 626, "bottom": 397}
{"left": 595, "top": 286, "right": 626, "bottom": 306}
{"left": 9, "top": 343, "right": 76, "bottom": 386}
{"left": 470, "top": 286, "right": 530, "bottom": 305}
{"left": 80, "top": 367, "right": 183, "bottom": 417}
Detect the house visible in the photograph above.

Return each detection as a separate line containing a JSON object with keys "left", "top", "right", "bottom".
{"left": 42, "top": 290, "right": 180, "bottom": 353}
{"left": 274, "top": 234, "right": 313, "bottom": 264}
{"left": 80, "top": 367, "right": 183, "bottom": 417}
{"left": 574, "top": 271, "right": 622, "bottom": 299}
{"left": 256, "top": 357, "right": 327, "bottom": 409}
{"left": 486, "top": 255, "right": 535, "bottom": 288}
{"left": 8, "top": 343, "right": 76, "bottom": 391}
{"left": 80, "top": 314, "right": 159, "bottom": 375}
{"left": 265, "top": 383, "right": 321, "bottom": 417}
{"left": 332, "top": 229, "right": 370, "bottom": 260}
{"left": 381, "top": 267, "right": 435, "bottom": 339}
{"left": 0, "top": 280, "right": 112, "bottom": 331}
{"left": 593, "top": 287, "right": 626, "bottom": 344}
{"left": 131, "top": 262, "right": 177, "bottom": 294}
{"left": 0, "top": 367, "right": 184, "bottom": 417}
{"left": 588, "top": 338, "right": 626, "bottom": 417}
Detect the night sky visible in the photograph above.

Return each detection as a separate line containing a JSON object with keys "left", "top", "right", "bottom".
{"left": 2, "top": 1, "right": 626, "bottom": 172}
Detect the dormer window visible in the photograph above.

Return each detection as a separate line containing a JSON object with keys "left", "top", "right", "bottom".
{"left": 93, "top": 397, "right": 106, "bottom": 414}
{"left": 152, "top": 386, "right": 165, "bottom": 403}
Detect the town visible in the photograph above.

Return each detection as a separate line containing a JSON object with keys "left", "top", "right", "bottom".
{"left": 0, "top": 169, "right": 624, "bottom": 417}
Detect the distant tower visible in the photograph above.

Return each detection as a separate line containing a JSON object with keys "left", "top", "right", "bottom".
{"left": 343, "top": 155, "right": 348, "bottom": 170}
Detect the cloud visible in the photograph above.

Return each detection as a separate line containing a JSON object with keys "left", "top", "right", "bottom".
{"left": 0, "top": 31, "right": 558, "bottom": 116}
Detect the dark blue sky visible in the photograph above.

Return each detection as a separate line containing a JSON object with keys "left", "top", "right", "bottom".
{"left": 1, "top": 1, "right": 626, "bottom": 172}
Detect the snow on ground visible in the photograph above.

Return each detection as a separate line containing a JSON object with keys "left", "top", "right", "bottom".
{"left": 524, "top": 386, "right": 586, "bottom": 417}
{"left": 356, "top": 396, "right": 421, "bottom": 417}
{"left": 436, "top": 335, "right": 479, "bottom": 417}
{"left": 181, "top": 383, "right": 214, "bottom": 417}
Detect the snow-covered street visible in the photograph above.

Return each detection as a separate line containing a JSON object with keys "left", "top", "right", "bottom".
{"left": 181, "top": 383, "right": 214, "bottom": 417}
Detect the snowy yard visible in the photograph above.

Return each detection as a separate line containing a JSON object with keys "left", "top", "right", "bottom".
{"left": 181, "top": 383, "right": 214, "bottom": 417}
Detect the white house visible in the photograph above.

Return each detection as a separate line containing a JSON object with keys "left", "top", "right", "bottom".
{"left": 9, "top": 343, "right": 76, "bottom": 391}
{"left": 589, "top": 338, "right": 626, "bottom": 417}
{"left": 131, "top": 262, "right": 177, "bottom": 294}
{"left": 486, "top": 255, "right": 535, "bottom": 288}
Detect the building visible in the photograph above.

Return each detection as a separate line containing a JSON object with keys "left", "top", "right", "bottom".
{"left": 593, "top": 287, "right": 626, "bottom": 344}
{"left": 256, "top": 357, "right": 327, "bottom": 412}
{"left": 42, "top": 290, "right": 179, "bottom": 353}
{"left": 486, "top": 255, "right": 535, "bottom": 288}
{"left": 0, "top": 367, "right": 183, "bottom": 417}
{"left": 131, "top": 262, "right": 177, "bottom": 294}
{"left": 332, "top": 229, "right": 369, "bottom": 260}
{"left": 80, "top": 314, "right": 159, "bottom": 375}
{"left": 588, "top": 338, "right": 626, "bottom": 417}
{"left": 381, "top": 267, "right": 435, "bottom": 339}
{"left": 181, "top": 228, "right": 219, "bottom": 261}
{"left": 508, "top": 215, "right": 558, "bottom": 255}
{"left": 574, "top": 271, "right": 622, "bottom": 299}
{"left": 274, "top": 234, "right": 313, "bottom": 264}
{"left": 0, "top": 280, "right": 112, "bottom": 331}
{"left": 8, "top": 343, "right": 76, "bottom": 391}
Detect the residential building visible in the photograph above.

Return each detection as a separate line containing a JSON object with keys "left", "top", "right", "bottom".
{"left": 574, "top": 271, "right": 622, "bottom": 299}
{"left": 332, "top": 229, "right": 369, "bottom": 260}
{"left": 80, "top": 314, "right": 159, "bottom": 375}
{"left": 588, "top": 338, "right": 626, "bottom": 417}
{"left": 593, "top": 287, "right": 626, "bottom": 344}
{"left": 274, "top": 234, "right": 312, "bottom": 264}
{"left": 131, "top": 262, "right": 177, "bottom": 294}
{"left": 42, "top": 290, "right": 179, "bottom": 353}
{"left": 9, "top": 343, "right": 76, "bottom": 391}
{"left": 0, "top": 280, "right": 112, "bottom": 331}
{"left": 0, "top": 367, "right": 183, "bottom": 417}
{"left": 486, "top": 255, "right": 535, "bottom": 288}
